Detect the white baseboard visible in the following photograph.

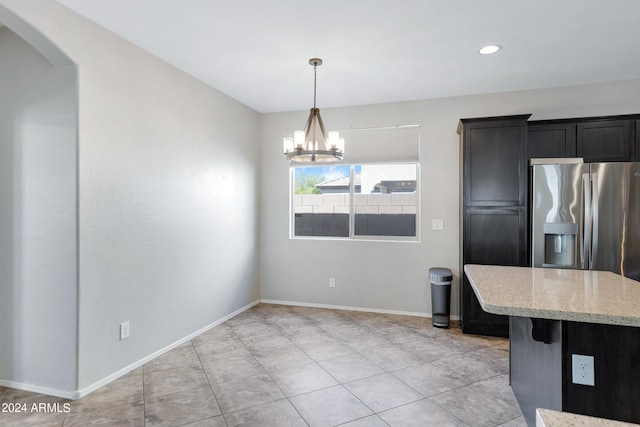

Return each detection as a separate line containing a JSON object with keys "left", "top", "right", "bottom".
{"left": 1, "top": 298, "right": 460, "bottom": 400}
{"left": 260, "top": 299, "right": 461, "bottom": 321}
{"left": 0, "top": 380, "right": 76, "bottom": 400}
{"left": 0, "top": 299, "right": 261, "bottom": 401}
{"left": 72, "top": 299, "right": 261, "bottom": 400}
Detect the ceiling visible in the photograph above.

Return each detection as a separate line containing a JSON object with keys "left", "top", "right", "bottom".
{"left": 54, "top": 0, "right": 640, "bottom": 114}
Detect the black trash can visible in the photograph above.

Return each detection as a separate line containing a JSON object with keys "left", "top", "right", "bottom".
{"left": 430, "top": 267, "right": 453, "bottom": 328}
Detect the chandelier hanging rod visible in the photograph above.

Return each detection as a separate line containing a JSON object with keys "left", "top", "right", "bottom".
{"left": 310, "top": 58, "right": 321, "bottom": 109}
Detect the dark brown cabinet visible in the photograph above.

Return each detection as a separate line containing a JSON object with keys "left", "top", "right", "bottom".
{"left": 462, "top": 208, "right": 527, "bottom": 335}
{"left": 464, "top": 124, "right": 527, "bottom": 206}
{"left": 529, "top": 117, "right": 637, "bottom": 163}
{"left": 464, "top": 209, "right": 527, "bottom": 266}
{"left": 528, "top": 122, "right": 576, "bottom": 158}
{"left": 458, "top": 115, "right": 530, "bottom": 337}
{"left": 459, "top": 113, "right": 639, "bottom": 337}
{"left": 577, "top": 119, "right": 634, "bottom": 162}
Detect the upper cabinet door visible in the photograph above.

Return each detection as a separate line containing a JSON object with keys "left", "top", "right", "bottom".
{"left": 459, "top": 116, "right": 529, "bottom": 207}
{"left": 577, "top": 120, "right": 634, "bottom": 162}
{"left": 528, "top": 123, "right": 576, "bottom": 159}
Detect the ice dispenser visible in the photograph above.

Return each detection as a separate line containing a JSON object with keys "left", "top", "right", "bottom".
{"left": 543, "top": 222, "right": 578, "bottom": 268}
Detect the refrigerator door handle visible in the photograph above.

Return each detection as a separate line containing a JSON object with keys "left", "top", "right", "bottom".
{"left": 582, "top": 173, "right": 592, "bottom": 270}
{"left": 591, "top": 173, "right": 599, "bottom": 268}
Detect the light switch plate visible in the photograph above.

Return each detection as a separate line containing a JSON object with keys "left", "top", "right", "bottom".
{"left": 432, "top": 219, "right": 444, "bottom": 230}
{"left": 120, "top": 321, "right": 130, "bottom": 340}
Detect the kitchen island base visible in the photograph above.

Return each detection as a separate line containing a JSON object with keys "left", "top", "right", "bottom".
{"left": 510, "top": 316, "right": 640, "bottom": 426}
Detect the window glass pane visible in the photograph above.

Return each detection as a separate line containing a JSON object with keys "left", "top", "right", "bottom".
{"left": 354, "top": 164, "right": 417, "bottom": 237}
{"left": 292, "top": 165, "right": 350, "bottom": 237}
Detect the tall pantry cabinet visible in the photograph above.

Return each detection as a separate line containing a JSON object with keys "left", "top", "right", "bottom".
{"left": 457, "top": 115, "right": 530, "bottom": 337}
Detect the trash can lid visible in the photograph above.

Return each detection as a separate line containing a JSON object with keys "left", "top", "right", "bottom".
{"left": 429, "top": 267, "right": 452, "bottom": 282}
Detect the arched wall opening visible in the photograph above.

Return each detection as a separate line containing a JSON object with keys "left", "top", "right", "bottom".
{"left": 0, "top": 8, "right": 78, "bottom": 395}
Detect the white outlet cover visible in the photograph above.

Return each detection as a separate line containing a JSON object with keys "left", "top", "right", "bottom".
{"left": 572, "top": 354, "right": 595, "bottom": 386}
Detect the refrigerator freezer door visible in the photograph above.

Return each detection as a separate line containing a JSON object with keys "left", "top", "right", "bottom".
{"left": 531, "top": 163, "right": 590, "bottom": 268}
{"left": 590, "top": 163, "right": 640, "bottom": 281}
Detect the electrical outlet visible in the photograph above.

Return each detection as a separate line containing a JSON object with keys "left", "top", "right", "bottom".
{"left": 572, "top": 354, "right": 594, "bottom": 386}
{"left": 432, "top": 219, "right": 444, "bottom": 230}
{"left": 329, "top": 277, "right": 336, "bottom": 288}
{"left": 120, "top": 321, "right": 130, "bottom": 340}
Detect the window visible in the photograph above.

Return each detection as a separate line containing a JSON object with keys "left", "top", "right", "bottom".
{"left": 290, "top": 126, "right": 420, "bottom": 240}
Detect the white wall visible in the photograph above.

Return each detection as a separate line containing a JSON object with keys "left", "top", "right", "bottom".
{"left": 259, "top": 80, "right": 640, "bottom": 317}
{"left": 0, "top": 26, "right": 77, "bottom": 394}
{"left": 0, "top": 0, "right": 261, "bottom": 395}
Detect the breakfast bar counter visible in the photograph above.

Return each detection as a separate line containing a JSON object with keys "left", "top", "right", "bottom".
{"left": 463, "top": 265, "right": 640, "bottom": 327}
{"left": 464, "top": 264, "right": 640, "bottom": 426}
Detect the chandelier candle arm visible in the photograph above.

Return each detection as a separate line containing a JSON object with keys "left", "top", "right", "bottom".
{"left": 283, "top": 58, "right": 344, "bottom": 163}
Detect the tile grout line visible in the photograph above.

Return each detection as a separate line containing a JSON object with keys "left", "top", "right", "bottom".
{"left": 1, "top": 304, "right": 521, "bottom": 426}
{"left": 284, "top": 313, "right": 378, "bottom": 426}
{"left": 274, "top": 312, "right": 411, "bottom": 425}
{"left": 236, "top": 316, "right": 309, "bottom": 425}
{"left": 258, "top": 315, "right": 323, "bottom": 426}
{"left": 423, "top": 370, "right": 518, "bottom": 425}
{"left": 240, "top": 311, "right": 379, "bottom": 425}
{"left": 221, "top": 315, "right": 315, "bottom": 424}
{"left": 280, "top": 315, "right": 369, "bottom": 426}
{"left": 190, "top": 337, "right": 229, "bottom": 426}
{"left": 142, "top": 364, "right": 147, "bottom": 427}
{"left": 316, "top": 312, "right": 441, "bottom": 425}
{"left": 218, "top": 308, "right": 509, "bottom": 425}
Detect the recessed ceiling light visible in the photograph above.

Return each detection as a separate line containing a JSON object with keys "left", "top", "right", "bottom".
{"left": 478, "top": 44, "right": 502, "bottom": 55}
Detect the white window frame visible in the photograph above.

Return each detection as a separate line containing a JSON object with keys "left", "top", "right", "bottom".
{"left": 289, "top": 161, "right": 420, "bottom": 242}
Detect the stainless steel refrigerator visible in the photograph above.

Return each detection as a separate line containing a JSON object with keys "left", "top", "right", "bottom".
{"left": 531, "top": 159, "right": 640, "bottom": 281}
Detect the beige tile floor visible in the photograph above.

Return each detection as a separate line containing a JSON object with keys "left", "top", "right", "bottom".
{"left": 0, "top": 304, "right": 527, "bottom": 426}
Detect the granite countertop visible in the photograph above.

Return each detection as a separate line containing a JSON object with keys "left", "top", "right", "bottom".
{"left": 536, "top": 409, "right": 639, "bottom": 426}
{"left": 463, "top": 264, "right": 640, "bottom": 327}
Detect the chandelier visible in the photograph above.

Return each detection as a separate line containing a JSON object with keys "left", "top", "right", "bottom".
{"left": 283, "top": 58, "right": 344, "bottom": 162}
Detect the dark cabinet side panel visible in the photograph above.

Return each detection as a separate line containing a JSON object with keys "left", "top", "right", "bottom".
{"left": 528, "top": 123, "right": 576, "bottom": 159}
{"left": 577, "top": 120, "right": 634, "bottom": 162}
{"left": 462, "top": 208, "right": 527, "bottom": 336}
{"left": 510, "top": 317, "right": 563, "bottom": 426}
{"left": 461, "top": 275, "right": 508, "bottom": 337}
